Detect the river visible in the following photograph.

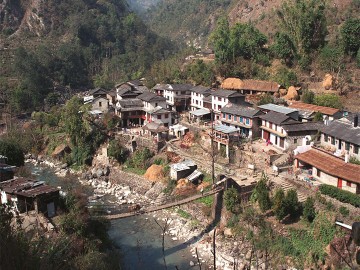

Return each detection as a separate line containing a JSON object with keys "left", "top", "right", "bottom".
{"left": 28, "top": 163, "right": 196, "bottom": 270}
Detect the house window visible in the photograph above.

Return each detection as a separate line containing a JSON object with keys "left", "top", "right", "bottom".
{"left": 246, "top": 119, "right": 250, "bottom": 125}
{"left": 165, "top": 114, "right": 169, "bottom": 118}
{"left": 228, "top": 114, "right": 231, "bottom": 120}
{"left": 155, "top": 103, "right": 158, "bottom": 107}
{"left": 176, "top": 92, "right": 179, "bottom": 95}
{"left": 218, "top": 105, "right": 221, "bottom": 110}
{"left": 196, "top": 100, "right": 198, "bottom": 105}
{"left": 294, "top": 139, "right": 298, "bottom": 144}
{"left": 346, "top": 181, "right": 351, "bottom": 187}
{"left": 218, "top": 97, "right": 222, "bottom": 101}
{"left": 354, "top": 145, "right": 359, "bottom": 154}
{"left": 157, "top": 115, "right": 161, "bottom": 119}
{"left": 317, "top": 169, "right": 321, "bottom": 178}
{"left": 223, "top": 113, "right": 226, "bottom": 119}
{"left": 240, "top": 117, "right": 243, "bottom": 123}
{"left": 345, "top": 142, "right": 350, "bottom": 151}
{"left": 234, "top": 116, "right": 237, "bottom": 121}
{"left": 331, "top": 137, "right": 335, "bottom": 145}
{"left": 99, "top": 102, "right": 102, "bottom": 107}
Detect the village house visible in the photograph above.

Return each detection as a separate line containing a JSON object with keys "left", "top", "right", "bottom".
{"left": 281, "top": 122, "right": 323, "bottom": 149}
{"left": 288, "top": 101, "right": 343, "bottom": 122}
{"left": 115, "top": 82, "right": 143, "bottom": 101}
{"left": 170, "top": 159, "right": 198, "bottom": 181}
{"left": 221, "top": 78, "right": 281, "bottom": 95}
{"left": 294, "top": 147, "right": 360, "bottom": 194}
{"left": 190, "top": 85, "right": 211, "bottom": 111}
{"left": 90, "top": 96, "right": 110, "bottom": 115}
{"left": 259, "top": 111, "right": 299, "bottom": 150}
{"left": 116, "top": 99, "right": 145, "bottom": 127}
{"left": 220, "top": 103, "right": 263, "bottom": 139}
{"left": 106, "top": 90, "right": 117, "bottom": 106}
{"left": 152, "top": 84, "right": 193, "bottom": 112}
{"left": 211, "top": 90, "right": 247, "bottom": 120}
{"left": 0, "top": 178, "right": 60, "bottom": 217}
{"left": 213, "top": 124, "right": 241, "bottom": 158}
{"left": 320, "top": 114, "right": 360, "bottom": 160}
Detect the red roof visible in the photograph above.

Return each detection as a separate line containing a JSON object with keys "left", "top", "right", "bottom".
{"left": 295, "top": 148, "right": 360, "bottom": 184}
{"left": 288, "top": 101, "right": 339, "bottom": 116}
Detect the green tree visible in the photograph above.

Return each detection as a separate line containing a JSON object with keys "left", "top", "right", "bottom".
{"left": 301, "top": 89, "right": 315, "bottom": 104}
{"left": 229, "top": 23, "right": 267, "bottom": 61}
{"left": 273, "top": 67, "right": 298, "bottom": 88}
{"left": 284, "top": 189, "right": 300, "bottom": 218}
{"left": 210, "top": 16, "right": 231, "bottom": 64}
{"left": 108, "top": 140, "right": 129, "bottom": 163}
{"left": 313, "top": 94, "right": 342, "bottom": 109}
{"left": 257, "top": 93, "right": 274, "bottom": 106}
{"left": 313, "top": 111, "right": 323, "bottom": 122}
{"left": 273, "top": 189, "right": 286, "bottom": 221}
{"left": 276, "top": 0, "right": 327, "bottom": 63}
{"left": 224, "top": 187, "right": 241, "bottom": 213}
{"left": 303, "top": 197, "right": 316, "bottom": 222}
{"left": 0, "top": 140, "right": 25, "bottom": 166}
{"left": 186, "top": 60, "right": 214, "bottom": 86}
{"left": 271, "top": 32, "right": 296, "bottom": 65}
{"left": 341, "top": 18, "right": 360, "bottom": 55}
{"left": 252, "top": 173, "right": 272, "bottom": 212}
{"left": 61, "top": 96, "right": 89, "bottom": 146}
{"left": 319, "top": 45, "right": 344, "bottom": 72}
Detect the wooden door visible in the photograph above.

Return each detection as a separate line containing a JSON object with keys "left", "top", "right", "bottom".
{"left": 263, "top": 130, "right": 270, "bottom": 140}
{"left": 280, "top": 137, "right": 285, "bottom": 148}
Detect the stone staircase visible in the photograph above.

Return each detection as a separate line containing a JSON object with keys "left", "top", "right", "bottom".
{"left": 273, "top": 177, "right": 307, "bottom": 202}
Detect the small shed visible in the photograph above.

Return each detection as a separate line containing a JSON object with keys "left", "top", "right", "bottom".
{"left": 170, "top": 159, "right": 197, "bottom": 180}
{"left": 169, "top": 124, "right": 189, "bottom": 138}
{"left": 0, "top": 178, "right": 60, "bottom": 217}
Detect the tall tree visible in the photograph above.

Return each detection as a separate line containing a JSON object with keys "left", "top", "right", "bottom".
{"left": 276, "top": 0, "right": 327, "bottom": 59}
{"left": 341, "top": 18, "right": 360, "bottom": 56}
{"left": 210, "top": 16, "right": 231, "bottom": 64}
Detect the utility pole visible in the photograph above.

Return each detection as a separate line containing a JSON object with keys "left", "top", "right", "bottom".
{"left": 211, "top": 109, "right": 215, "bottom": 184}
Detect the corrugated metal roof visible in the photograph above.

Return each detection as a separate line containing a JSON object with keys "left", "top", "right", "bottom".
{"left": 258, "top": 104, "right": 298, "bottom": 115}
{"left": 190, "top": 108, "right": 211, "bottom": 116}
{"left": 0, "top": 178, "right": 59, "bottom": 198}
{"left": 215, "top": 124, "right": 239, "bottom": 134}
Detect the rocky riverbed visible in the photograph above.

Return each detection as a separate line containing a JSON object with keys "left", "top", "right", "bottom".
{"left": 26, "top": 156, "right": 277, "bottom": 270}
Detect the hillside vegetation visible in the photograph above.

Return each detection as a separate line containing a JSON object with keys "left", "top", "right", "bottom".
{"left": 0, "top": 0, "right": 175, "bottom": 111}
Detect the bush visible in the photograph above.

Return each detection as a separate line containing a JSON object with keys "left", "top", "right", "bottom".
{"left": 0, "top": 140, "right": 25, "bottom": 166}
{"left": 284, "top": 189, "right": 301, "bottom": 218}
{"left": 224, "top": 187, "right": 241, "bottom": 213}
{"left": 313, "top": 94, "right": 343, "bottom": 109}
{"left": 126, "top": 147, "right": 153, "bottom": 169}
{"left": 273, "top": 189, "right": 286, "bottom": 221}
{"left": 252, "top": 173, "right": 272, "bottom": 212}
{"left": 339, "top": 206, "right": 349, "bottom": 217}
{"left": 108, "top": 140, "right": 129, "bottom": 163}
{"left": 301, "top": 89, "right": 315, "bottom": 104}
{"left": 319, "top": 184, "right": 360, "bottom": 207}
{"left": 349, "top": 156, "right": 360, "bottom": 165}
{"left": 303, "top": 197, "right": 316, "bottom": 222}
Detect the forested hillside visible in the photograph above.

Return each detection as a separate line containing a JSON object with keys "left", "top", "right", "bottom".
{"left": 0, "top": 0, "right": 175, "bottom": 112}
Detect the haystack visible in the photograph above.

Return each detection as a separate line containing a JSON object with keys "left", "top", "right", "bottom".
{"left": 144, "top": 164, "right": 164, "bottom": 182}
{"left": 284, "top": 86, "right": 299, "bottom": 100}
{"left": 322, "top": 74, "right": 335, "bottom": 90}
{"left": 221, "top": 78, "right": 243, "bottom": 89}
{"left": 182, "top": 132, "right": 195, "bottom": 147}
{"left": 174, "top": 178, "right": 197, "bottom": 196}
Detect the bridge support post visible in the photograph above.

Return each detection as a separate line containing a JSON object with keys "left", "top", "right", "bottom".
{"left": 211, "top": 189, "right": 224, "bottom": 223}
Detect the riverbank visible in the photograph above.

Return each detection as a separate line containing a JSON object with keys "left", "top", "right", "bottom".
{"left": 26, "top": 156, "right": 258, "bottom": 270}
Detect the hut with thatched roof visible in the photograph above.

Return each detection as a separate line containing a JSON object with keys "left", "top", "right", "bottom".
{"left": 221, "top": 78, "right": 281, "bottom": 95}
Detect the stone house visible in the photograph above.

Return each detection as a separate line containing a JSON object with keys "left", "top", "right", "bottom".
{"left": 153, "top": 84, "right": 193, "bottom": 112}
{"left": 211, "top": 90, "right": 247, "bottom": 120}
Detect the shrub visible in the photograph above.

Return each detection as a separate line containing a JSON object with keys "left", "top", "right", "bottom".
{"left": 252, "top": 173, "right": 272, "bottom": 212}
{"left": 349, "top": 156, "right": 360, "bottom": 165}
{"left": 224, "top": 187, "right": 240, "bottom": 213}
{"left": 126, "top": 147, "right": 153, "bottom": 169}
{"left": 108, "top": 140, "right": 129, "bottom": 163}
{"left": 303, "top": 197, "right": 316, "bottom": 222}
{"left": 273, "top": 189, "right": 286, "bottom": 220}
{"left": 284, "top": 189, "right": 301, "bottom": 218}
{"left": 339, "top": 206, "right": 349, "bottom": 217}
{"left": 0, "top": 139, "right": 25, "bottom": 166}
{"left": 319, "top": 184, "right": 360, "bottom": 207}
